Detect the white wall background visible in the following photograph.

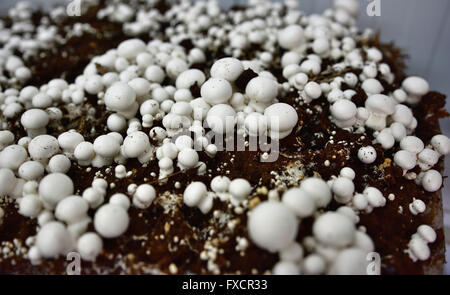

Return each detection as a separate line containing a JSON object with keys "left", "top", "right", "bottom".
{"left": 1, "top": 0, "right": 450, "bottom": 273}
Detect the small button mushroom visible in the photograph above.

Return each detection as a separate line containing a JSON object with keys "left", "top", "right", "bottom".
{"left": 228, "top": 178, "right": 252, "bottom": 204}
{"left": 0, "top": 144, "right": 28, "bottom": 170}
{"left": 77, "top": 232, "right": 103, "bottom": 262}
{"left": 122, "top": 131, "right": 152, "bottom": 163}
{"left": 104, "top": 82, "right": 136, "bottom": 112}
{"left": 417, "top": 225, "right": 437, "bottom": 244}
{"left": 92, "top": 134, "right": 121, "bottom": 168}
{"left": 353, "top": 231, "right": 375, "bottom": 253}
{"left": 361, "top": 78, "right": 384, "bottom": 95}
{"left": 20, "top": 109, "right": 49, "bottom": 138}
{"left": 58, "top": 130, "right": 84, "bottom": 157}
{"left": 375, "top": 129, "right": 395, "bottom": 150}
{"left": 210, "top": 176, "right": 230, "bottom": 198}
{"left": 328, "top": 248, "right": 368, "bottom": 275}
{"left": 394, "top": 150, "right": 417, "bottom": 173}
{"left": 47, "top": 154, "right": 71, "bottom": 173}
{"left": 421, "top": 170, "right": 442, "bottom": 192}
{"left": 392, "top": 104, "right": 414, "bottom": 126}
{"left": 248, "top": 201, "right": 299, "bottom": 252}
{"left": 183, "top": 181, "right": 208, "bottom": 208}
{"left": 55, "top": 196, "right": 89, "bottom": 225}
{"left": 279, "top": 242, "right": 304, "bottom": 263}
{"left": 330, "top": 99, "right": 357, "bottom": 123}
{"left": 390, "top": 122, "right": 407, "bottom": 142}
{"left": 408, "top": 237, "right": 430, "bottom": 261}
{"left": 246, "top": 76, "right": 279, "bottom": 112}
{"left": 278, "top": 25, "right": 304, "bottom": 50}
{"left": 409, "top": 199, "right": 426, "bottom": 215}
{"left": 363, "top": 187, "right": 386, "bottom": 208}
{"left": 300, "top": 177, "right": 332, "bottom": 208}
{"left": 133, "top": 184, "right": 156, "bottom": 209}
{"left": 365, "top": 94, "right": 396, "bottom": 131}
{"left": 177, "top": 148, "right": 199, "bottom": 170}
{"left": 210, "top": 57, "right": 244, "bottom": 82}
{"left": 166, "top": 58, "right": 188, "bottom": 79}
{"left": 402, "top": 76, "right": 429, "bottom": 104}
{"left": 36, "top": 221, "right": 73, "bottom": 258}
{"left": 417, "top": 148, "right": 440, "bottom": 170}
{"left": 206, "top": 104, "right": 236, "bottom": 134}
{"left": 340, "top": 167, "right": 356, "bottom": 180}
{"left": 313, "top": 212, "right": 355, "bottom": 248}
{"left": 94, "top": 204, "right": 129, "bottom": 238}
{"left": 264, "top": 103, "right": 298, "bottom": 139}
{"left": 19, "top": 194, "right": 42, "bottom": 218}
{"left": 400, "top": 136, "right": 424, "bottom": 154}
{"left": 282, "top": 188, "right": 316, "bottom": 218}
{"left": 332, "top": 177, "right": 355, "bottom": 204}
{"left": 176, "top": 69, "right": 206, "bottom": 89}
{"left": 302, "top": 254, "right": 326, "bottom": 275}
{"left": 74, "top": 141, "right": 95, "bottom": 166}
{"left": 28, "top": 135, "right": 59, "bottom": 163}
{"left": 357, "top": 146, "right": 377, "bottom": 164}
{"left": 201, "top": 78, "right": 232, "bottom": 105}
{"left": 272, "top": 261, "right": 300, "bottom": 275}
{"left": 39, "top": 173, "right": 74, "bottom": 209}
{"left": 431, "top": 134, "right": 450, "bottom": 156}
{"left": 18, "top": 161, "right": 45, "bottom": 180}
{"left": 117, "top": 39, "right": 146, "bottom": 59}
{"left": 145, "top": 65, "right": 165, "bottom": 84}
{"left": 0, "top": 130, "right": 14, "bottom": 151}
{"left": 109, "top": 193, "right": 131, "bottom": 210}
{"left": 128, "top": 77, "right": 150, "bottom": 98}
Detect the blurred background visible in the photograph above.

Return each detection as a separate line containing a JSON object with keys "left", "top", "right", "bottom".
{"left": 1, "top": 0, "right": 449, "bottom": 273}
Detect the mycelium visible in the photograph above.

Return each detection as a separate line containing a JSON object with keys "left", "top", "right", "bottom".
{"left": 0, "top": 0, "right": 448, "bottom": 275}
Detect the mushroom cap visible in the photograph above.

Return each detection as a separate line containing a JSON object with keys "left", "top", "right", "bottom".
{"left": 77, "top": 232, "right": 103, "bottom": 262}
{"left": 328, "top": 248, "right": 368, "bottom": 275}
{"left": 330, "top": 99, "right": 357, "bottom": 121}
{"left": 183, "top": 182, "right": 207, "bottom": 207}
{"left": 246, "top": 76, "right": 279, "bottom": 104}
{"left": 39, "top": 173, "right": 74, "bottom": 208}
{"left": 55, "top": 195, "right": 89, "bottom": 223}
{"left": 0, "top": 168, "right": 17, "bottom": 196}
{"left": 313, "top": 212, "right": 355, "bottom": 247}
{"left": 0, "top": 144, "right": 27, "bottom": 170}
{"left": 201, "top": 78, "right": 233, "bottom": 105}
{"left": 228, "top": 178, "right": 252, "bottom": 200}
{"left": 36, "top": 221, "right": 73, "bottom": 258}
{"left": 122, "top": 131, "right": 150, "bottom": 158}
{"left": 299, "top": 177, "right": 332, "bottom": 208}
{"left": 20, "top": 109, "right": 49, "bottom": 129}
{"left": 264, "top": 103, "right": 298, "bottom": 132}
{"left": 104, "top": 82, "right": 136, "bottom": 111}
{"left": 248, "top": 202, "right": 298, "bottom": 252}
{"left": 176, "top": 69, "right": 206, "bottom": 89}
{"left": 210, "top": 57, "right": 244, "bottom": 82}
{"left": 402, "top": 76, "right": 429, "bottom": 96}
{"left": 117, "top": 39, "right": 146, "bottom": 59}
{"left": 28, "top": 135, "right": 59, "bottom": 161}
{"left": 206, "top": 104, "right": 236, "bottom": 134}
{"left": 58, "top": 130, "right": 84, "bottom": 151}
{"left": 365, "top": 94, "right": 396, "bottom": 115}
{"left": 278, "top": 25, "right": 304, "bottom": 50}
{"left": 282, "top": 188, "right": 316, "bottom": 218}
{"left": 93, "top": 135, "right": 121, "bottom": 158}
{"left": 94, "top": 204, "right": 129, "bottom": 238}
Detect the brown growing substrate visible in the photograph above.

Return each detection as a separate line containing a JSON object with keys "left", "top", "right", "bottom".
{"left": 0, "top": 2, "right": 447, "bottom": 274}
